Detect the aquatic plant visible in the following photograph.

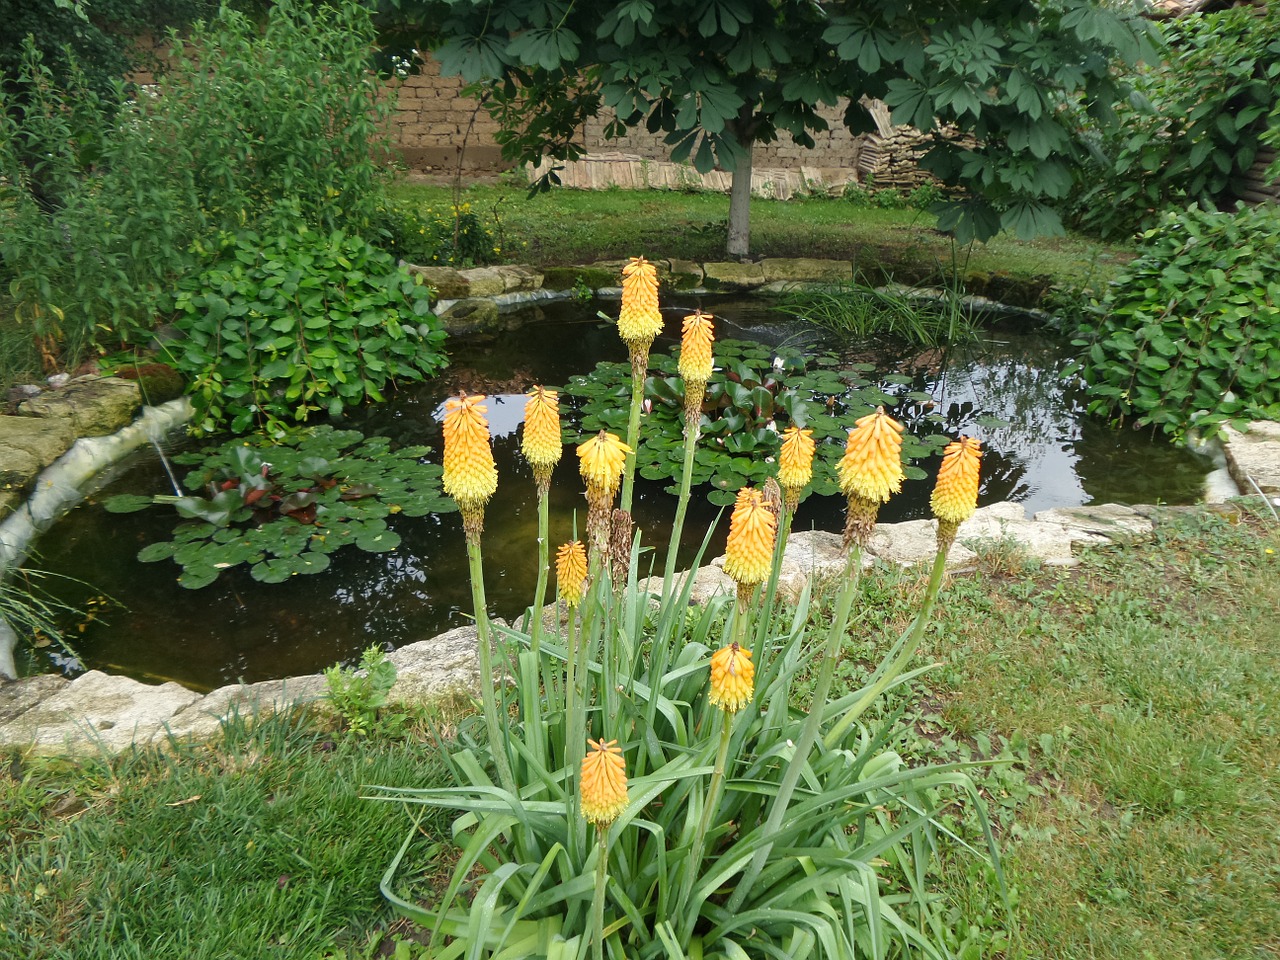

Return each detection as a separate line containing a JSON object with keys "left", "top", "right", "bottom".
{"left": 103, "top": 427, "right": 451, "bottom": 589}
{"left": 561, "top": 339, "right": 949, "bottom": 505}
{"left": 370, "top": 258, "right": 1001, "bottom": 958}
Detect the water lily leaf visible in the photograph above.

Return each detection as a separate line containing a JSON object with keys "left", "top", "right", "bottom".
{"left": 176, "top": 564, "right": 221, "bottom": 589}
{"left": 356, "top": 530, "right": 401, "bottom": 553}
{"left": 103, "top": 494, "right": 156, "bottom": 513}
{"left": 137, "top": 541, "right": 179, "bottom": 563}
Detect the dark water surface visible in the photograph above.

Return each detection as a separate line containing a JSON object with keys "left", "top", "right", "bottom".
{"left": 26, "top": 297, "right": 1211, "bottom": 690}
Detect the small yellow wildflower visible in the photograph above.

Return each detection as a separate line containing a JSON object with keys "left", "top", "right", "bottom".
{"left": 709, "top": 642, "right": 754, "bottom": 713}
{"left": 838, "top": 408, "right": 905, "bottom": 504}
{"left": 580, "top": 738, "right": 628, "bottom": 826}
{"left": 577, "top": 431, "right": 633, "bottom": 499}
{"left": 931, "top": 436, "right": 982, "bottom": 524}
{"left": 723, "top": 487, "right": 777, "bottom": 587}
{"left": 556, "top": 541, "right": 588, "bottom": 608}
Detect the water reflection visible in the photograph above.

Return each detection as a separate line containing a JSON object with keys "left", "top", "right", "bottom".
{"left": 25, "top": 298, "right": 1210, "bottom": 689}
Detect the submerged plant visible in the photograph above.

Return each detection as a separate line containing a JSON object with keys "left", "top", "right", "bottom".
{"left": 370, "top": 254, "right": 1001, "bottom": 959}
{"left": 104, "top": 427, "right": 452, "bottom": 588}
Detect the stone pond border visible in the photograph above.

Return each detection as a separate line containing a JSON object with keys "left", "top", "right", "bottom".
{"left": 2, "top": 260, "right": 1279, "bottom": 752}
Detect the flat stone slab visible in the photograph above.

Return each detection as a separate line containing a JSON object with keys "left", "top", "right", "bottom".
{"left": 388, "top": 623, "right": 485, "bottom": 701}
{"left": 0, "top": 415, "right": 77, "bottom": 468}
{"left": 165, "top": 675, "right": 329, "bottom": 742}
{"left": 19, "top": 377, "right": 142, "bottom": 436}
{"left": 1220, "top": 421, "right": 1280, "bottom": 496}
{"left": 0, "top": 670, "right": 201, "bottom": 755}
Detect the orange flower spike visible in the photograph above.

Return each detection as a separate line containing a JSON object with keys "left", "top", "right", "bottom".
{"left": 580, "top": 738, "right": 629, "bottom": 826}
{"left": 778, "top": 426, "right": 815, "bottom": 500}
{"left": 522, "top": 386, "right": 563, "bottom": 471}
{"left": 619, "top": 257, "right": 663, "bottom": 349}
{"left": 838, "top": 407, "right": 906, "bottom": 504}
{"left": 931, "top": 436, "right": 982, "bottom": 524}
{"left": 576, "top": 430, "right": 633, "bottom": 499}
{"left": 723, "top": 487, "right": 778, "bottom": 587}
{"left": 678, "top": 310, "right": 715, "bottom": 388}
{"left": 709, "top": 642, "right": 755, "bottom": 713}
{"left": 556, "top": 540, "right": 589, "bottom": 608}
{"left": 442, "top": 393, "right": 498, "bottom": 509}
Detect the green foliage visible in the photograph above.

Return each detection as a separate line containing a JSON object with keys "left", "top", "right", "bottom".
{"left": 0, "top": 566, "right": 88, "bottom": 671}
{"left": 776, "top": 280, "right": 981, "bottom": 348}
{"left": 324, "top": 645, "right": 400, "bottom": 736}
{"left": 560, "top": 337, "right": 947, "bottom": 504}
{"left": 1071, "top": 204, "right": 1280, "bottom": 437}
{"left": 372, "top": 547, "right": 1000, "bottom": 958}
{"left": 1070, "top": 5, "right": 1280, "bottom": 239}
{"left": 410, "top": 0, "right": 1155, "bottom": 251}
{"left": 0, "top": 1, "right": 397, "bottom": 363}
{"left": 374, "top": 199, "right": 506, "bottom": 267}
{"left": 170, "top": 227, "right": 446, "bottom": 437}
{"left": 103, "top": 427, "right": 454, "bottom": 589}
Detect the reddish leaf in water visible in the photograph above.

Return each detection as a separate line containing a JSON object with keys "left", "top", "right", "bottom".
{"left": 243, "top": 487, "right": 268, "bottom": 507}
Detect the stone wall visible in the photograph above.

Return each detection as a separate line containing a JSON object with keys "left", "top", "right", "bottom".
{"left": 390, "top": 54, "right": 869, "bottom": 178}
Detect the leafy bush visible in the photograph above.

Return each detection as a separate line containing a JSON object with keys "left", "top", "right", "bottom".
{"left": 1071, "top": 204, "right": 1280, "bottom": 437}
{"left": 324, "top": 645, "right": 400, "bottom": 736}
{"left": 0, "top": 1, "right": 397, "bottom": 362}
{"left": 1070, "top": 5, "right": 1280, "bottom": 239}
{"left": 374, "top": 199, "right": 506, "bottom": 267}
{"left": 104, "top": 427, "right": 454, "bottom": 589}
{"left": 170, "top": 227, "right": 447, "bottom": 437}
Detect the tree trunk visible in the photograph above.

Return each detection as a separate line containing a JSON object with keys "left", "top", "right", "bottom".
{"left": 725, "top": 127, "right": 754, "bottom": 259}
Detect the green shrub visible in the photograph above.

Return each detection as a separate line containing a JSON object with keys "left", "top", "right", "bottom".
{"left": 374, "top": 199, "right": 506, "bottom": 267}
{"left": 0, "top": 1, "right": 397, "bottom": 362}
{"left": 1071, "top": 204, "right": 1280, "bottom": 437}
{"left": 170, "top": 227, "right": 447, "bottom": 437}
{"left": 1069, "top": 5, "right": 1280, "bottom": 239}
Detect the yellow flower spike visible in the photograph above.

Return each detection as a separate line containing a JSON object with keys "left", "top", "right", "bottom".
{"left": 522, "top": 386, "right": 562, "bottom": 494}
{"left": 577, "top": 430, "right": 633, "bottom": 499}
{"left": 678, "top": 310, "right": 715, "bottom": 388}
{"left": 723, "top": 486, "right": 778, "bottom": 588}
{"left": 932, "top": 436, "right": 982, "bottom": 553}
{"left": 709, "top": 642, "right": 755, "bottom": 713}
{"left": 931, "top": 436, "right": 982, "bottom": 524}
{"left": 838, "top": 407, "right": 906, "bottom": 503}
{"left": 778, "top": 426, "right": 815, "bottom": 510}
{"left": 619, "top": 257, "right": 663, "bottom": 350}
{"left": 580, "top": 738, "right": 629, "bottom": 826}
{"left": 442, "top": 393, "right": 497, "bottom": 540}
{"left": 556, "top": 541, "right": 588, "bottom": 608}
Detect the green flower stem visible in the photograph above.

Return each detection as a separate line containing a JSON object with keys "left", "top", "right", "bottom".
{"left": 466, "top": 535, "right": 515, "bottom": 796}
{"left": 677, "top": 707, "right": 733, "bottom": 937}
{"left": 530, "top": 489, "right": 551, "bottom": 659}
{"left": 592, "top": 825, "right": 609, "bottom": 960}
{"left": 727, "top": 547, "right": 862, "bottom": 914}
{"left": 620, "top": 350, "right": 647, "bottom": 513}
{"left": 824, "top": 545, "right": 948, "bottom": 749}
{"left": 564, "top": 610, "right": 582, "bottom": 822}
{"left": 662, "top": 407, "right": 702, "bottom": 588}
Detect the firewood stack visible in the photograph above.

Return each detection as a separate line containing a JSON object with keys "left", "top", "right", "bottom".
{"left": 1236, "top": 146, "right": 1279, "bottom": 206}
{"left": 854, "top": 98, "right": 973, "bottom": 193}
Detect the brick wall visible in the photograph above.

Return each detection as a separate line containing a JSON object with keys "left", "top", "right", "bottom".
{"left": 391, "top": 54, "right": 867, "bottom": 176}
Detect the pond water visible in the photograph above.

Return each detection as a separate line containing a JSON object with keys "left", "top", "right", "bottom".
{"left": 24, "top": 297, "right": 1211, "bottom": 690}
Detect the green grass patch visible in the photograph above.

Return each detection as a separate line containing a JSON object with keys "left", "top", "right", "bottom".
{"left": 388, "top": 181, "right": 1132, "bottom": 298}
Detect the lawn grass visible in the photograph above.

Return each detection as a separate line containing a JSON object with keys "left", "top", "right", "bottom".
{"left": 388, "top": 179, "right": 1132, "bottom": 296}
{"left": 3, "top": 503, "right": 1276, "bottom": 958}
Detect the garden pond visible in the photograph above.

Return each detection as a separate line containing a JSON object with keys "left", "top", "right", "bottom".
{"left": 23, "top": 297, "right": 1213, "bottom": 690}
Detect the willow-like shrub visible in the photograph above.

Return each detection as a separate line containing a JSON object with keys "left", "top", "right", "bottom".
{"left": 369, "top": 263, "right": 998, "bottom": 959}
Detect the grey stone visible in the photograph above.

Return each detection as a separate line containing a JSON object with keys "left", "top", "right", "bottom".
{"left": 759, "top": 259, "right": 852, "bottom": 284}
{"left": 869, "top": 518, "right": 978, "bottom": 568}
{"left": 0, "top": 414, "right": 77, "bottom": 468}
{"left": 0, "top": 673, "right": 68, "bottom": 724}
{"left": 1220, "top": 421, "right": 1280, "bottom": 496}
{"left": 438, "top": 297, "right": 501, "bottom": 333}
{"left": 19, "top": 377, "right": 142, "bottom": 437}
{"left": 46, "top": 373, "right": 71, "bottom": 388}
{"left": 165, "top": 675, "right": 329, "bottom": 742}
{"left": 404, "top": 264, "right": 469, "bottom": 300}
{"left": 666, "top": 259, "right": 705, "bottom": 283}
{"left": 496, "top": 264, "right": 543, "bottom": 292}
{"left": 0, "top": 448, "right": 40, "bottom": 497}
{"left": 387, "top": 623, "right": 485, "bottom": 701}
{"left": 1032, "top": 504, "right": 1153, "bottom": 544}
{"left": 776, "top": 530, "right": 869, "bottom": 601}
{"left": 457, "top": 266, "right": 506, "bottom": 298}
{"left": 703, "top": 261, "right": 766, "bottom": 288}
{"left": 0, "top": 670, "right": 200, "bottom": 755}
{"left": 639, "top": 564, "right": 737, "bottom": 606}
